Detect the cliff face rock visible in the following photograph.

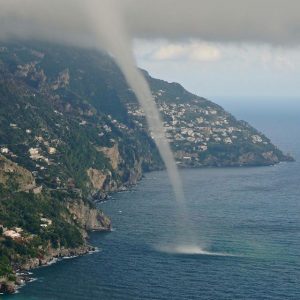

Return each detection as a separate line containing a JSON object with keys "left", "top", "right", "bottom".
{"left": 87, "top": 168, "right": 119, "bottom": 199}
{"left": 238, "top": 153, "right": 257, "bottom": 165}
{"left": 237, "top": 151, "right": 281, "bottom": 166}
{"left": 0, "top": 279, "right": 16, "bottom": 294}
{"left": 262, "top": 151, "right": 280, "bottom": 164}
{"left": 0, "top": 155, "right": 36, "bottom": 191}
{"left": 97, "top": 143, "right": 121, "bottom": 170}
{"left": 66, "top": 199, "right": 111, "bottom": 232}
{"left": 87, "top": 152, "right": 145, "bottom": 200}
{"left": 20, "top": 244, "right": 95, "bottom": 271}
{"left": 52, "top": 69, "right": 70, "bottom": 90}
{"left": 128, "top": 158, "right": 143, "bottom": 185}
{"left": 87, "top": 168, "right": 109, "bottom": 191}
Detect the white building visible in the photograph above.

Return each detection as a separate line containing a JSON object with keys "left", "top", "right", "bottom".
{"left": 252, "top": 135, "right": 263, "bottom": 143}
{"left": 3, "top": 230, "right": 21, "bottom": 239}
{"left": 1, "top": 147, "right": 9, "bottom": 154}
{"left": 48, "top": 147, "right": 57, "bottom": 155}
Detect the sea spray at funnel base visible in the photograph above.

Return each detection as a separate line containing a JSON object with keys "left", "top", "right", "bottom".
{"left": 155, "top": 244, "right": 237, "bottom": 257}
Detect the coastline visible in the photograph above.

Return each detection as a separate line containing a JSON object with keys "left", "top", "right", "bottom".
{"left": 1, "top": 158, "right": 295, "bottom": 295}
{"left": 0, "top": 197, "right": 112, "bottom": 295}
{"left": 0, "top": 240, "right": 105, "bottom": 294}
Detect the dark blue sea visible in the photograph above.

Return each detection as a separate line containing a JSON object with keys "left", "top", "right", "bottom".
{"left": 5, "top": 101, "right": 300, "bottom": 300}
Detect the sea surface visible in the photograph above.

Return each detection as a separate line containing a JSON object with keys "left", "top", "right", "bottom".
{"left": 4, "top": 102, "right": 300, "bottom": 300}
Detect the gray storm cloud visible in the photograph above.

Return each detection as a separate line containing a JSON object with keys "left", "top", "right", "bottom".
{"left": 1, "top": 0, "right": 300, "bottom": 45}
{"left": 121, "top": 0, "right": 300, "bottom": 45}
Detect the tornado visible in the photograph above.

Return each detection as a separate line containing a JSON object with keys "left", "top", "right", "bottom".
{"left": 87, "top": 0, "right": 186, "bottom": 203}
{"left": 87, "top": 1, "right": 197, "bottom": 247}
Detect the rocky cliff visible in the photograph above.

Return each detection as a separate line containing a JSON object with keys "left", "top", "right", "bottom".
{"left": 0, "top": 154, "right": 36, "bottom": 192}
{"left": 67, "top": 198, "right": 111, "bottom": 233}
{"left": 0, "top": 183, "right": 111, "bottom": 294}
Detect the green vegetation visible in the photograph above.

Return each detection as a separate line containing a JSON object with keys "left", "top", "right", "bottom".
{"left": 0, "top": 256, "right": 13, "bottom": 277}
{"left": 0, "top": 184, "right": 84, "bottom": 277}
{"left": 0, "top": 41, "right": 293, "bottom": 282}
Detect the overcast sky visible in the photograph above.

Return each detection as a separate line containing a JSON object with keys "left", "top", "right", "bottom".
{"left": 1, "top": 0, "right": 300, "bottom": 104}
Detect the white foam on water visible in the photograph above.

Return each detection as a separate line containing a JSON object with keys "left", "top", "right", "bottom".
{"left": 46, "top": 258, "right": 59, "bottom": 265}
{"left": 156, "top": 244, "right": 236, "bottom": 257}
{"left": 88, "top": 247, "right": 101, "bottom": 254}
{"left": 63, "top": 255, "right": 78, "bottom": 259}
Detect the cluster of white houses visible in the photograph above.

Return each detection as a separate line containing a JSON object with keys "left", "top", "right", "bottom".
{"left": 127, "top": 98, "right": 267, "bottom": 157}
{"left": 0, "top": 99, "right": 269, "bottom": 172}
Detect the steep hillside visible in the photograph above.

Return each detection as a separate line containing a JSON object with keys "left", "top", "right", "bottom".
{"left": 0, "top": 42, "right": 162, "bottom": 198}
{"left": 0, "top": 41, "right": 293, "bottom": 293}
{"left": 0, "top": 155, "right": 111, "bottom": 293}
{"left": 0, "top": 42, "right": 292, "bottom": 185}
